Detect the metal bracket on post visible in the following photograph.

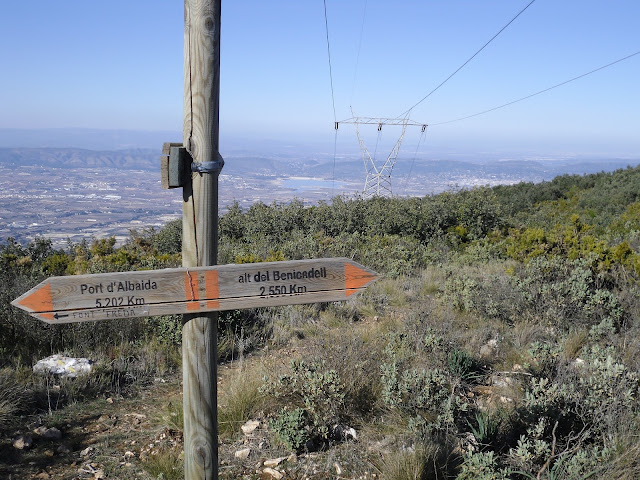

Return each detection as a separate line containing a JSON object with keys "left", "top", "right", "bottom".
{"left": 161, "top": 143, "right": 193, "bottom": 189}
{"left": 191, "top": 152, "right": 224, "bottom": 175}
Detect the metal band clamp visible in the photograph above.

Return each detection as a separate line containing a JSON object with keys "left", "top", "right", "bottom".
{"left": 191, "top": 152, "right": 225, "bottom": 174}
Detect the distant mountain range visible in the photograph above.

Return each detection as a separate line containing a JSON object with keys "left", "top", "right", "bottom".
{"left": 1, "top": 128, "right": 639, "bottom": 185}
{"left": 0, "top": 147, "right": 324, "bottom": 176}
{"left": 0, "top": 147, "right": 160, "bottom": 170}
{"left": 4, "top": 128, "right": 638, "bottom": 248}
{"left": 2, "top": 146, "right": 639, "bottom": 186}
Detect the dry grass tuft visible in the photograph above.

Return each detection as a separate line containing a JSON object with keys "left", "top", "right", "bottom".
{"left": 562, "top": 328, "right": 589, "bottom": 361}
{"left": 375, "top": 442, "right": 450, "bottom": 480}
{"left": 141, "top": 447, "right": 183, "bottom": 480}
{"left": 217, "top": 362, "right": 269, "bottom": 439}
{"left": 0, "top": 367, "right": 30, "bottom": 426}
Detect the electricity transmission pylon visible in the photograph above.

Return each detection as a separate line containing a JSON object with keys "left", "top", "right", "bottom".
{"left": 336, "top": 116, "right": 426, "bottom": 198}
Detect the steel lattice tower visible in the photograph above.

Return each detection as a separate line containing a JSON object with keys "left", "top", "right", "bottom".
{"left": 337, "top": 116, "right": 426, "bottom": 198}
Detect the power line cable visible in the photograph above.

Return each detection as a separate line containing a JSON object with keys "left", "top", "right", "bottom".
{"left": 323, "top": 0, "right": 338, "bottom": 196}
{"left": 350, "top": 0, "right": 368, "bottom": 107}
{"left": 331, "top": 127, "right": 338, "bottom": 198}
{"left": 323, "top": 0, "right": 337, "bottom": 123}
{"left": 397, "top": 0, "right": 537, "bottom": 118}
{"left": 402, "top": 126, "right": 428, "bottom": 195}
{"left": 430, "top": 49, "right": 640, "bottom": 126}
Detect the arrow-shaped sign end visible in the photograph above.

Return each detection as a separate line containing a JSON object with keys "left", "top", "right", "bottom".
{"left": 12, "top": 282, "right": 53, "bottom": 314}
{"left": 345, "top": 262, "right": 377, "bottom": 297}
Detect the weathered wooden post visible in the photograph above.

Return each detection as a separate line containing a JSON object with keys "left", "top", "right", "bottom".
{"left": 181, "top": 0, "right": 222, "bottom": 478}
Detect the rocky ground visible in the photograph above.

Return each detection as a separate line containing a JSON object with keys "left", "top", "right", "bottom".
{"left": 0, "top": 334, "right": 525, "bottom": 480}
{"left": 0, "top": 294, "right": 527, "bottom": 480}
{"left": 0, "top": 358, "right": 387, "bottom": 480}
{"left": 0, "top": 375, "right": 182, "bottom": 480}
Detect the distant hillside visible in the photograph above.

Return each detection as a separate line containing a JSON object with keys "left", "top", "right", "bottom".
{"left": 222, "top": 156, "right": 322, "bottom": 177}
{"left": 0, "top": 147, "right": 159, "bottom": 170}
{"left": 0, "top": 147, "right": 325, "bottom": 176}
{"left": 1, "top": 146, "right": 638, "bottom": 184}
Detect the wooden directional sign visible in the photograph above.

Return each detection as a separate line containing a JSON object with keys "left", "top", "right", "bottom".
{"left": 12, "top": 258, "right": 377, "bottom": 324}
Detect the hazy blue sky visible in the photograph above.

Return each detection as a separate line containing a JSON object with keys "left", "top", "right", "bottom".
{"left": 1, "top": 1, "right": 639, "bottom": 155}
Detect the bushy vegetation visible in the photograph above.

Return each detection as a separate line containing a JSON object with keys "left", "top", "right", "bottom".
{"left": 3, "top": 165, "right": 640, "bottom": 478}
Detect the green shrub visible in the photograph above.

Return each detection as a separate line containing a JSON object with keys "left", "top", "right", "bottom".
{"left": 515, "top": 256, "right": 625, "bottom": 330}
{"left": 504, "top": 343, "right": 638, "bottom": 477}
{"left": 146, "top": 315, "right": 183, "bottom": 346}
{"left": 457, "top": 451, "right": 512, "bottom": 480}
{"left": 381, "top": 363, "right": 465, "bottom": 435}
{"left": 270, "top": 407, "right": 310, "bottom": 451}
{"left": 262, "top": 359, "right": 344, "bottom": 441}
{"left": 578, "top": 345, "right": 640, "bottom": 435}
{"left": 447, "top": 348, "right": 481, "bottom": 383}
{"left": 442, "top": 275, "right": 479, "bottom": 312}
{"left": 528, "top": 341, "right": 562, "bottom": 377}
{"left": 467, "top": 411, "right": 500, "bottom": 448}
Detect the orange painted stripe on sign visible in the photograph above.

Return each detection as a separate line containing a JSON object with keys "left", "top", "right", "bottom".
{"left": 18, "top": 282, "right": 53, "bottom": 313}
{"left": 345, "top": 263, "right": 374, "bottom": 297}
{"left": 205, "top": 270, "right": 220, "bottom": 309}
{"left": 184, "top": 271, "right": 200, "bottom": 311}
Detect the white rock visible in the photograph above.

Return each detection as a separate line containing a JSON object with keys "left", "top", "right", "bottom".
{"left": 264, "top": 457, "right": 285, "bottom": 468}
{"left": 570, "top": 357, "right": 586, "bottom": 368}
{"left": 33, "top": 355, "right": 92, "bottom": 378}
{"left": 241, "top": 419, "right": 260, "bottom": 434}
{"left": 480, "top": 338, "right": 500, "bottom": 359}
{"left": 80, "top": 446, "right": 94, "bottom": 456}
{"left": 262, "top": 467, "right": 284, "bottom": 479}
{"left": 235, "top": 448, "right": 251, "bottom": 460}
{"left": 13, "top": 434, "right": 33, "bottom": 450}
{"left": 332, "top": 424, "right": 357, "bottom": 441}
{"left": 479, "top": 344, "right": 495, "bottom": 359}
{"left": 491, "top": 375, "right": 516, "bottom": 388}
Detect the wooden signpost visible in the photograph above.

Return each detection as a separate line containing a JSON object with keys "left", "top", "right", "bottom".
{"left": 11, "top": 1, "right": 379, "bottom": 478}
{"left": 12, "top": 258, "right": 377, "bottom": 324}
